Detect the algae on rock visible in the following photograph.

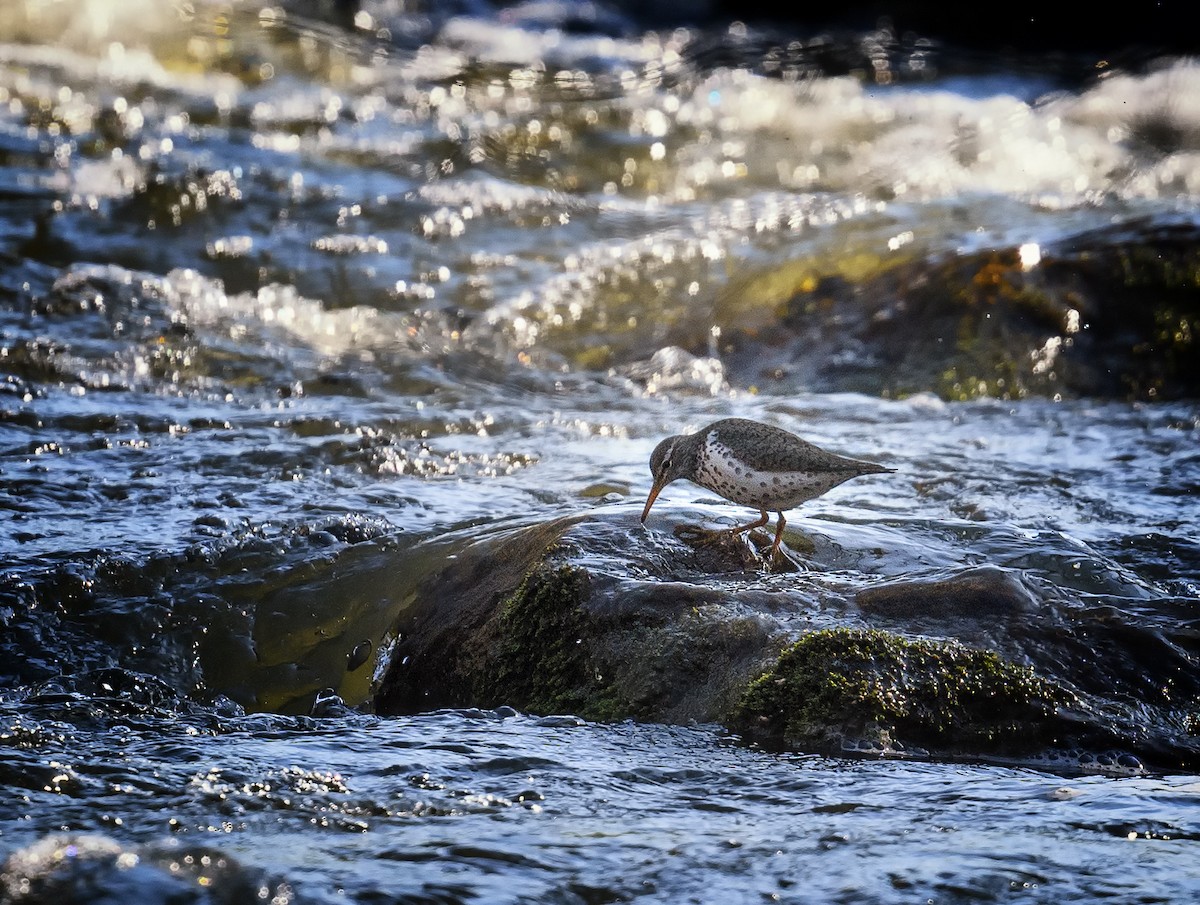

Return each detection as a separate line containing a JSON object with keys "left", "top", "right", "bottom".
{"left": 470, "top": 564, "right": 625, "bottom": 719}
{"left": 735, "top": 627, "right": 1075, "bottom": 755}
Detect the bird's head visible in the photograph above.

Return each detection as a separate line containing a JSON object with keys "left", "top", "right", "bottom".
{"left": 641, "top": 434, "right": 686, "bottom": 524}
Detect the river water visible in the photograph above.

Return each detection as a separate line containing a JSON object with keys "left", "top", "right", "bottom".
{"left": 1, "top": 1, "right": 1198, "bottom": 901}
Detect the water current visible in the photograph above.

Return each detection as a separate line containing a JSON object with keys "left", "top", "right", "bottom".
{"left": 1, "top": 0, "right": 1198, "bottom": 901}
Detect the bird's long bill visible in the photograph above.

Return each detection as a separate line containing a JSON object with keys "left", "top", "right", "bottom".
{"left": 640, "top": 480, "right": 666, "bottom": 524}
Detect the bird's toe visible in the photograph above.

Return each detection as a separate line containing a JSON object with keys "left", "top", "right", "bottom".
{"left": 673, "top": 524, "right": 728, "bottom": 546}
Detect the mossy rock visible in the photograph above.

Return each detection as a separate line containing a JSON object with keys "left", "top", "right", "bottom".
{"left": 735, "top": 627, "right": 1074, "bottom": 756}
{"left": 374, "top": 513, "right": 782, "bottom": 723}
{"left": 457, "top": 562, "right": 770, "bottom": 722}
{"left": 467, "top": 564, "right": 625, "bottom": 719}
{"left": 724, "top": 222, "right": 1200, "bottom": 401}
{"left": 370, "top": 511, "right": 1200, "bottom": 769}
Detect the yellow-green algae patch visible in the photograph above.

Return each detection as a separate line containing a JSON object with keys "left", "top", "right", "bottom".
{"left": 736, "top": 628, "right": 1073, "bottom": 755}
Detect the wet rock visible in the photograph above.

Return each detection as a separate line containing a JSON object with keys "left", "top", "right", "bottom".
{"left": 732, "top": 628, "right": 1072, "bottom": 755}
{"left": 0, "top": 517, "right": 407, "bottom": 714}
{"left": 375, "top": 512, "right": 780, "bottom": 723}
{"left": 374, "top": 507, "right": 1200, "bottom": 770}
{"left": 724, "top": 221, "right": 1200, "bottom": 402}
{"left": 855, "top": 565, "right": 1040, "bottom": 621}
{"left": 346, "top": 639, "right": 373, "bottom": 671}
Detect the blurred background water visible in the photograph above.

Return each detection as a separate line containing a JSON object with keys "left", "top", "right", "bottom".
{"left": 1, "top": 0, "right": 1198, "bottom": 901}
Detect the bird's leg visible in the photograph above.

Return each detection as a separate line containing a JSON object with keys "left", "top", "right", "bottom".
{"left": 674, "top": 509, "right": 769, "bottom": 549}
{"left": 762, "top": 512, "right": 804, "bottom": 573}
{"left": 769, "top": 511, "right": 787, "bottom": 559}
{"left": 728, "top": 509, "right": 770, "bottom": 538}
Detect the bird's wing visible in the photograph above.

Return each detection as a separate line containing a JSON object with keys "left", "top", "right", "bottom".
{"left": 709, "top": 420, "right": 882, "bottom": 474}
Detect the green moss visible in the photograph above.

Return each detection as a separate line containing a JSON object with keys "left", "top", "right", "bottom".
{"left": 472, "top": 565, "right": 625, "bottom": 719}
{"left": 1115, "top": 245, "right": 1200, "bottom": 290}
{"left": 736, "top": 628, "right": 1071, "bottom": 755}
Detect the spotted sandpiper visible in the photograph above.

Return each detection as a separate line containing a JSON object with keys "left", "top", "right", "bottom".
{"left": 640, "top": 417, "right": 893, "bottom": 560}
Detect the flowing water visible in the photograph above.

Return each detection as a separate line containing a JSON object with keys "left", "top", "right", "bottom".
{"left": 1, "top": 0, "right": 1199, "bottom": 901}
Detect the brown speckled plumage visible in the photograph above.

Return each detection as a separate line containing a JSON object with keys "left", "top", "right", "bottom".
{"left": 640, "top": 418, "right": 893, "bottom": 559}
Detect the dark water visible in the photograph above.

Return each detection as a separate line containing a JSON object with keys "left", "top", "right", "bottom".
{"left": 2, "top": 0, "right": 1199, "bottom": 900}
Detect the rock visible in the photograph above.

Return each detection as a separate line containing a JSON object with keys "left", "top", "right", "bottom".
{"left": 721, "top": 222, "right": 1200, "bottom": 401}
{"left": 855, "top": 565, "right": 1040, "bottom": 621}
{"left": 373, "top": 507, "right": 1200, "bottom": 770}
{"left": 733, "top": 627, "right": 1072, "bottom": 755}
{"left": 374, "top": 511, "right": 780, "bottom": 723}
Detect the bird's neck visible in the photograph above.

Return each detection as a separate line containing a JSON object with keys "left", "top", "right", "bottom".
{"left": 675, "top": 431, "right": 705, "bottom": 476}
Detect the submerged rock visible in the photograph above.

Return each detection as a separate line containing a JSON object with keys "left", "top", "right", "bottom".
{"left": 0, "top": 515, "right": 406, "bottom": 714}
{"left": 374, "top": 507, "right": 1200, "bottom": 772}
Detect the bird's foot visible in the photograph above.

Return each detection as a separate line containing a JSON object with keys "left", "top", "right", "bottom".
{"left": 672, "top": 524, "right": 805, "bottom": 572}
{"left": 673, "top": 524, "right": 740, "bottom": 547}
{"left": 673, "top": 524, "right": 761, "bottom": 567}
{"left": 741, "top": 530, "right": 805, "bottom": 573}
{"left": 765, "top": 545, "right": 803, "bottom": 573}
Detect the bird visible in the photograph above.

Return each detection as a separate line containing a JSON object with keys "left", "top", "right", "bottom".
{"left": 640, "top": 417, "right": 893, "bottom": 560}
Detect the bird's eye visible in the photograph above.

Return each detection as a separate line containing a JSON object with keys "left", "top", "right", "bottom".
{"left": 661, "top": 458, "right": 671, "bottom": 472}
